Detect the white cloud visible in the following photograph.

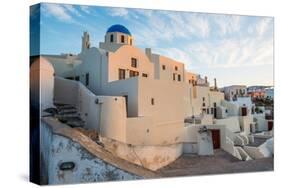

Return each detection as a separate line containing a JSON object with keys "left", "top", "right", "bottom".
{"left": 154, "top": 47, "right": 193, "bottom": 67}
{"left": 80, "top": 5, "right": 91, "bottom": 14}
{"left": 184, "top": 36, "right": 273, "bottom": 69}
{"left": 256, "top": 18, "right": 273, "bottom": 37}
{"left": 42, "top": 4, "right": 73, "bottom": 22}
{"left": 132, "top": 12, "right": 211, "bottom": 48}
{"left": 108, "top": 8, "right": 129, "bottom": 17}
{"left": 63, "top": 4, "right": 82, "bottom": 17}
{"left": 214, "top": 15, "right": 241, "bottom": 36}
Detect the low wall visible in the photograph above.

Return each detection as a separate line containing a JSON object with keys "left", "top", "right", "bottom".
{"left": 54, "top": 77, "right": 128, "bottom": 141}
{"left": 126, "top": 117, "right": 185, "bottom": 146}
{"left": 254, "top": 114, "right": 268, "bottom": 132}
{"left": 99, "top": 96, "right": 127, "bottom": 143}
{"left": 40, "top": 117, "right": 159, "bottom": 185}
{"left": 126, "top": 116, "right": 153, "bottom": 145}
{"left": 54, "top": 77, "right": 79, "bottom": 107}
{"left": 244, "top": 138, "right": 273, "bottom": 159}
{"left": 214, "top": 116, "right": 241, "bottom": 133}
{"left": 100, "top": 136, "right": 183, "bottom": 171}
{"left": 239, "top": 115, "right": 253, "bottom": 135}
{"left": 182, "top": 143, "right": 197, "bottom": 154}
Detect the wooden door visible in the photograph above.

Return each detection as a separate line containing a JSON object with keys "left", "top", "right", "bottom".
{"left": 211, "top": 129, "right": 221, "bottom": 149}
{"left": 268, "top": 121, "right": 273, "bottom": 131}
{"left": 241, "top": 107, "right": 247, "bottom": 116}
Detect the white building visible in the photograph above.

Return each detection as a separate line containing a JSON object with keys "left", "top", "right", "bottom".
{"left": 37, "top": 24, "right": 273, "bottom": 170}
{"left": 221, "top": 85, "right": 247, "bottom": 101}
{"left": 265, "top": 87, "right": 274, "bottom": 100}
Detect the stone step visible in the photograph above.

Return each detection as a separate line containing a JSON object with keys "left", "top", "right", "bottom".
{"left": 66, "top": 120, "right": 85, "bottom": 128}
{"left": 57, "top": 105, "right": 76, "bottom": 110}
{"left": 58, "top": 109, "right": 78, "bottom": 114}
{"left": 56, "top": 113, "right": 80, "bottom": 119}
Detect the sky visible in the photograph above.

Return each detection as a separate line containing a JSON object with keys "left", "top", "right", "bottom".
{"left": 31, "top": 3, "right": 274, "bottom": 87}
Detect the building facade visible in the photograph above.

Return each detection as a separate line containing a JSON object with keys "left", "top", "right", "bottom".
{"left": 39, "top": 24, "right": 273, "bottom": 170}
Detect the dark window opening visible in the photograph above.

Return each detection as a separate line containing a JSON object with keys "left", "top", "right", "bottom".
{"left": 178, "top": 74, "right": 181, "bottom": 81}
{"left": 213, "top": 102, "right": 217, "bottom": 108}
{"left": 118, "top": 69, "right": 126, "bottom": 80}
{"left": 75, "top": 76, "right": 80, "bottom": 81}
{"left": 203, "top": 102, "right": 206, "bottom": 107}
{"left": 110, "top": 34, "right": 114, "bottom": 42}
{"left": 175, "top": 66, "right": 178, "bottom": 71}
{"left": 129, "top": 70, "right": 139, "bottom": 77}
{"left": 130, "top": 39, "right": 132, "bottom": 45}
{"left": 162, "top": 65, "right": 166, "bottom": 70}
{"left": 131, "top": 58, "right": 137, "bottom": 68}
{"left": 173, "top": 73, "right": 176, "bottom": 81}
{"left": 151, "top": 98, "right": 155, "bottom": 105}
{"left": 86, "top": 73, "right": 89, "bottom": 86}
{"left": 123, "top": 95, "right": 128, "bottom": 117}
{"left": 203, "top": 97, "right": 205, "bottom": 101}
{"left": 60, "top": 162, "right": 75, "bottom": 171}
{"left": 142, "top": 73, "right": 148, "bottom": 77}
{"left": 207, "top": 108, "right": 210, "bottom": 114}
{"left": 65, "top": 77, "right": 74, "bottom": 80}
{"left": 121, "top": 35, "right": 125, "bottom": 43}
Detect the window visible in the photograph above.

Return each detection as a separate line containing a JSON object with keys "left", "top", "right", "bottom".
{"left": 129, "top": 70, "right": 139, "bottom": 77}
{"left": 175, "top": 66, "right": 178, "bottom": 71}
{"left": 203, "top": 102, "right": 206, "bottom": 107}
{"left": 178, "top": 75, "right": 181, "bottom": 81}
{"left": 131, "top": 58, "right": 137, "bottom": 68}
{"left": 211, "top": 108, "right": 214, "bottom": 114}
{"left": 151, "top": 98, "right": 155, "bottom": 105}
{"left": 142, "top": 73, "right": 148, "bottom": 77}
{"left": 173, "top": 73, "right": 176, "bottom": 81}
{"left": 162, "top": 65, "right": 166, "bottom": 70}
{"left": 121, "top": 35, "right": 125, "bottom": 43}
{"left": 86, "top": 73, "right": 89, "bottom": 86}
{"left": 118, "top": 69, "right": 126, "bottom": 80}
{"left": 65, "top": 77, "right": 74, "bottom": 80}
{"left": 130, "top": 39, "right": 132, "bottom": 45}
{"left": 75, "top": 76, "right": 80, "bottom": 81}
{"left": 214, "top": 102, "right": 217, "bottom": 108}
{"left": 207, "top": 108, "right": 210, "bottom": 114}
{"left": 203, "top": 97, "right": 205, "bottom": 101}
{"left": 110, "top": 34, "right": 114, "bottom": 42}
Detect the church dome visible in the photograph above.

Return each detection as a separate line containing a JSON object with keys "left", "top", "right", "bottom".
{"left": 106, "top": 24, "right": 131, "bottom": 36}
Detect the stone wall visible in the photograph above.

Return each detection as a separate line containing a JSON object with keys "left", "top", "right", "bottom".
{"left": 40, "top": 118, "right": 158, "bottom": 185}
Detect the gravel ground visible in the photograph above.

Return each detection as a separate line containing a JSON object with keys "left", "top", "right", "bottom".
{"left": 157, "top": 149, "right": 273, "bottom": 177}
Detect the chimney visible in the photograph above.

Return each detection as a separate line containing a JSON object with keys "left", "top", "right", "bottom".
{"left": 145, "top": 48, "right": 152, "bottom": 61}
{"left": 214, "top": 78, "right": 217, "bottom": 90}
{"left": 82, "top": 31, "right": 91, "bottom": 52}
{"left": 204, "top": 76, "right": 208, "bottom": 84}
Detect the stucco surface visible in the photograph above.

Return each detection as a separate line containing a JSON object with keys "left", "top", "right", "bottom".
{"left": 40, "top": 117, "right": 159, "bottom": 185}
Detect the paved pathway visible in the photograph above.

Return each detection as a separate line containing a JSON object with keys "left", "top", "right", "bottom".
{"left": 157, "top": 150, "right": 273, "bottom": 177}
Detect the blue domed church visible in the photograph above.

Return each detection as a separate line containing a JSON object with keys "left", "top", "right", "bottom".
{"left": 98, "top": 24, "right": 134, "bottom": 52}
